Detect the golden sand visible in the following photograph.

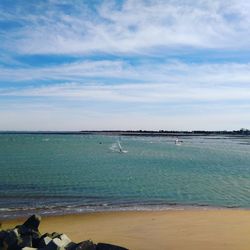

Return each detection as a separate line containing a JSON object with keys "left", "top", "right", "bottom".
{"left": 2, "top": 209, "right": 250, "bottom": 250}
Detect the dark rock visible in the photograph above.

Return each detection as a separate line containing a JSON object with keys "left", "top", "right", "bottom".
{"left": 0, "top": 228, "right": 4, "bottom": 247}
{"left": 0, "top": 230, "right": 7, "bottom": 240}
{"left": 16, "top": 225, "right": 39, "bottom": 237}
{"left": 22, "top": 215, "right": 41, "bottom": 232}
{"left": 75, "top": 240, "right": 96, "bottom": 250}
{"left": 0, "top": 230, "right": 7, "bottom": 249}
{"left": 13, "top": 227, "right": 38, "bottom": 249}
{"left": 37, "top": 233, "right": 72, "bottom": 249}
{"left": 51, "top": 232, "right": 61, "bottom": 239}
{"left": 31, "top": 234, "right": 41, "bottom": 248}
{"left": 16, "top": 225, "right": 30, "bottom": 235}
{"left": 38, "top": 235, "right": 52, "bottom": 248}
{"left": 96, "top": 243, "right": 128, "bottom": 250}
{"left": 41, "top": 233, "right": 51, "bottom": 238}
{"left": 1, "top": 230, "right": 19, "bottom": 250}
{"left": 15, "top": 223, "right": 41, "bottom": 247}
{"left": 65, "top": 242, "right": 78, "bottom": 250}
{"left": 46, "top": 237, "right": 72, "bottom": 250}
{"left": 22, "top": 215, "right": 41, "bottom": 231}
{"left": 0, "top": 215, "right": 128, "bottom": 250}
{"left": 20, "top": 235, "right": 33, "bottom": 247}
{"left": 47, "top": 238, "right": 63, "bottom": 250}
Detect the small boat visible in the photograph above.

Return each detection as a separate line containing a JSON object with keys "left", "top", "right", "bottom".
{"left": 117, "top": 139, "right": 127, "bottom": 153}
{"left": 175, "top": 138, "right": 182, "bottom": 146}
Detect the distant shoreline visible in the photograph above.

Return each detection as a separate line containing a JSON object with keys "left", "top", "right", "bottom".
{"left": 0, "top": 129, "right": 250, "bottom": 137}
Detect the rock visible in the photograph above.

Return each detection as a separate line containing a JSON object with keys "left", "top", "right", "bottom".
{"left": 47, "top": 237, "right": 71, "bottom": 250}
{"left": 16, "top": 224, "right": 40, "bottom": 237}
{"left": 75, "top": 240, "right": 96, "bottom": 250}
{"left": 22, "top": 215, "right": 41, "bottom": 231}
{"left": 20, "top": 235, "right": 33, "bottom": 247}
{"left": 0, "top": 230, "right": 7, "bottom": 249}
{"left": 65, "top": 242, "right": 78, "bottom": 250}
{"left": 51, "top": 232, "right": 61, "bottom": 239}
{"left": 38, "top": 235, "right": 52, "bottom": 248}
{"left": 0, "top": 230, "right": 7, "bottom": 240}
{"left": 47, "top": 238, "right": 63, "bottom": 248}
{"left": 59, "top": 234, "right": 72, "bottom": 246}
{"left": 15, "top": 225, "right": 40, "bottom": 248}
{"left": 96, "top": 243, "right": 128, "bottom": 250}
{"left": 41, "top": 233, "right": 51, "bottom": 238}
{"left": 37, "top": 233, "right": 71, "bottom": 249}
{"left": 43, "top": 236, "right": 53, "bottom": 245}
{"left": 2, "top": 230, "right": 19, "bottom": 250}
{"left": 13, "top": 228, "right": 19, "bottom": 237}
{"left": 0, "top": 215, "right": 129, "bottom": 250}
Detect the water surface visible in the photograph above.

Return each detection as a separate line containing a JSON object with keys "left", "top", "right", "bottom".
{"left": 0, "top": 134, "right": 250, "bottom": 218}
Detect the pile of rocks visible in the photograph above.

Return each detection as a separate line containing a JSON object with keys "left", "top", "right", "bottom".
{"left": 0, "top": 215, "right": 128, "bottom": 250}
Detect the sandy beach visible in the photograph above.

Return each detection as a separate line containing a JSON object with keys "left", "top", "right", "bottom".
{"left": 2, "top": 209, "right": 250, "bottom": 250}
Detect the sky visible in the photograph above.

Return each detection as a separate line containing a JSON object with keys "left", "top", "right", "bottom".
{"left": 0, "top": 0, "right": 250, "bottom": 131}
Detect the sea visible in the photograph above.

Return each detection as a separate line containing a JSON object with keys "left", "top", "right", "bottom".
{"left": 1, "top": 133, "right": 250, "bottom": 219}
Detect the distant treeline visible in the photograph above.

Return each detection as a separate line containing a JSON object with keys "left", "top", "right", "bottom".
{"left": 80, "top": 129, "right": 250, "bottom": 136}
{"left": 0, "top": 129, "right": 249, "bottom": 136}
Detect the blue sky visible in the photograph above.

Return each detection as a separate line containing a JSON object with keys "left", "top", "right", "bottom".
{"left": 0, "top": 0, "right": 250, "bottom": 130}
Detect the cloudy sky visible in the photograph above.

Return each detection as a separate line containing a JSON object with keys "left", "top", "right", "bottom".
{"left": 0, "top": 0, "right": 250, "bottom": 131}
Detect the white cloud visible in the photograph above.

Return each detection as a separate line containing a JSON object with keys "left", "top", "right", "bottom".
{"left": 1, "top": 0, "right": 250, "bottom": 130}
{"left": 0, "top": 60, "right": 132, "bottom": 81}
{"left": 1, "top": 57, "right": 250, "bottom": 131}
{"left": 1, "top": 59, "right": 250, "bottom": 106}
{"left": 1, "top": 81, "right": 250, "bottom": 104}
{"left": 1, "top": 60, "right": 250, "bottom": 87}
{"left": 3, "top": 0, "right": 250, "bottom": 55}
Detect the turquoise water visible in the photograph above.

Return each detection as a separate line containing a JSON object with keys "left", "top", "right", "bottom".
{"left": 0, "top": 134, "right": 250, "bottom": 218}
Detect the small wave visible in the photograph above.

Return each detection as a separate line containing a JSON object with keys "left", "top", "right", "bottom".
{"left": 0, "top": 201, "right": 243, "bottom": 220}
{"left": 0, "top": 208, "right": 14, "bottom": 212}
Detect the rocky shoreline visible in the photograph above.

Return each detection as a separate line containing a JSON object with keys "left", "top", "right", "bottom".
{"left": 0, "top": 215, "right": 128, "bottom": 250}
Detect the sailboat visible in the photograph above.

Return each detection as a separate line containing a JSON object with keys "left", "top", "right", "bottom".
{"left": 175, "top": 138, "right": 182, "bottom": 146}
{"left": 110, "top": 138, "right": 128, "bottom": 153}
{"left": 117, "top": 138, "right": 127, "bottom": 153}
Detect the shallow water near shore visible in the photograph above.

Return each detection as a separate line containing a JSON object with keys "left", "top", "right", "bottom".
{"left": 1, "top": 134, "right": 250, "bottom": 219}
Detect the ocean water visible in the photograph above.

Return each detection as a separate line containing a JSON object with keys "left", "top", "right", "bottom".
{"left": 0, "top": 134, "right": 250, "bottom": 219}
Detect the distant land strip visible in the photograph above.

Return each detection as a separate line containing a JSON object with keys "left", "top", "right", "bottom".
{"left": 0, "top": 129, "right": 249, "bottom": 136}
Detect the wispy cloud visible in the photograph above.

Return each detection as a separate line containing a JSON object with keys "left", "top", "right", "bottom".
{"left": 1, "top": 59, "right": 250, "bottom": 106}
{"left": 1, "top": 81, "right": 250, "bottom": 105}
{"left": 0, "top": 60, "right": 132, "bottom": 81}
{"left": 2, "top": 0, "right": 250, "bottom": 55}
{"left": 1, "top": 0, "right": 250, "bottom": 130}
{"left": 1, "top": 60, "right": 250, "bottom": 86}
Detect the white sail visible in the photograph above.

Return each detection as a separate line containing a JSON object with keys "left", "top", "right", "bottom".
{"left": 117, "top": 140, "right": 123, "bottom": 152}
{"left": 175, "top": 138, "right": 182, "bottom": 146}
{"left": 110, "top": 138, "right": 128, "bottom": 153}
